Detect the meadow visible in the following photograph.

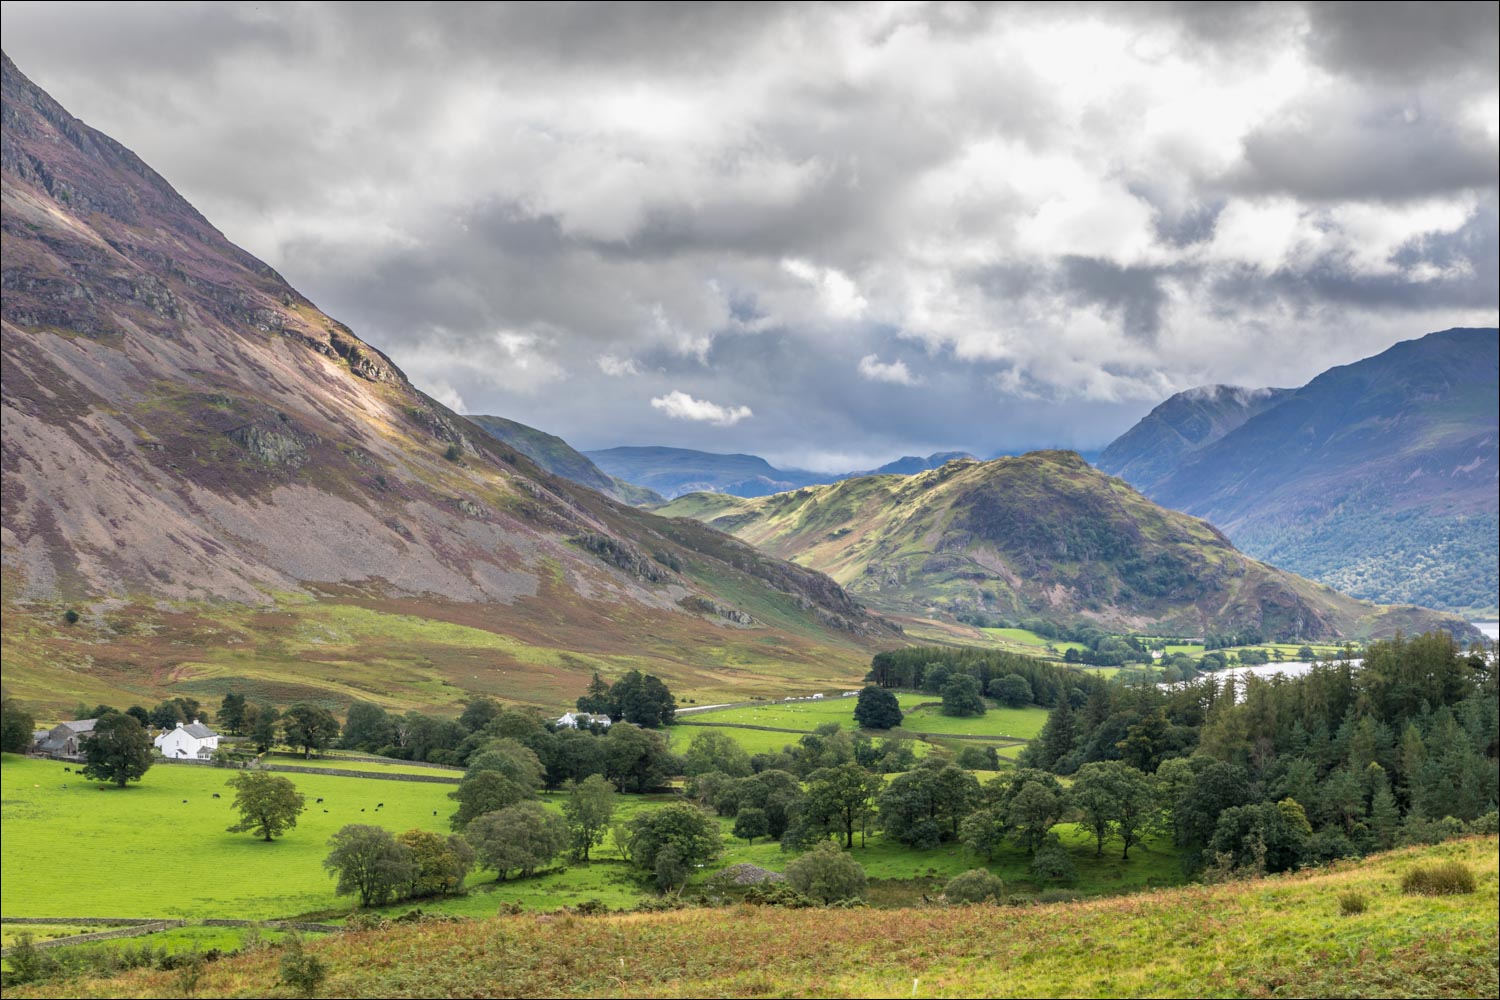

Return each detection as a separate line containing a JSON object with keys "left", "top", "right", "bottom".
{"left": 0, "top": 755, "right": 464, "bottom": 920}
{"left": 678, "top": 692, "right": 1048, "bottom": 746}
{"left": 10, "top": 837, "right": 1495, "bottom": 999}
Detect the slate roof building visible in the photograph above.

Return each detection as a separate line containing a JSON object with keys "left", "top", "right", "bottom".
{"left": 154, "top": 720, "right": 221, "bottom": 759}
{"left": 36, "top": 719, "right": 98, "bottom": 757}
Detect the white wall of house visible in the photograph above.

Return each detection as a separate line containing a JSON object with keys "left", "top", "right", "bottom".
{"left": 154, "top": 726, "right": 219, "bottom": 759}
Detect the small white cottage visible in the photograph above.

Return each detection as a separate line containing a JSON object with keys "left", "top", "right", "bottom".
{"left": 154, "top": 720, "right": 220, "bottom": 759}
{"left": 555, "top": 712, "right": 612, "bottom": 729}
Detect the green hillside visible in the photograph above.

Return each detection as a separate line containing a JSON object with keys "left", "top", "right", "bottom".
{"left": 659, "top": 451, "right": 1475, "bottom": 640}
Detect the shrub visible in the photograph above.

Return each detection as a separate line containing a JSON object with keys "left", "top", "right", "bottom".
{"left": 1467, "top": 810, "right": 1499, "bottom": 835}
{"left": 944, "top": 868, "right": 1006, "bottom": 904}
{"left": 1401, "top": 861, "right": 1477, "bottom": 896}
{"left": 443, "top": 443, "right": 462, "bottom": 462}
{"left": 63, "top": 608, "right": 81, "bottom": 625}
{"left": 279, "top": 935, "right": 328, "bottom": 998}
{"left": 1031, "top": 834, "right": 1078, "bottom": 884}
{"left": 785, "top": 840, "right": 868, "bottom": 904}
{"left": 1338, "top": 891, "right": 1368, "bottom": 915}
{"left": 6, "top": 932, "right": 62, "bottom": 984}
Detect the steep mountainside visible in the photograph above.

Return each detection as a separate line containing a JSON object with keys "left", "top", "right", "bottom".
{"left": 1097, "top": 385, "right": 1291, "bottom": 493}
{"left": 467, "top": 415, "right": 662, "bottom": 506}
{"left": 658, "top": 451, "right": 1476, "bottom": 640}
{"left": 0, "top": 53, "right": 891, "bottom": 712}
{"left": 587, "top": 446, "right": 975, "bottom": 499}
{"left": 1102, "top": 329, "right": 1499, "bottom": 614}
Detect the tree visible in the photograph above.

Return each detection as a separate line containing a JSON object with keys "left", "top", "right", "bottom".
{"left": 149, "top": 701, "right": 184, "bottom": 730}
{"left": 248, "top": 704, "right": 280, "bottom": 753}
{"left": 805, "top": 763, "right": 884, "bottom": 848}
{"left": 226, "top": 770, "right": 306, "bottom": 841}
{"left": 854, "top": 686, "right": 903, "bottom": 730}
{"left": 683, "top": 729, "right": 752, "bottom": 778}
{"left": 324, "top": 825, "right": 415, "bottom": 907}
{"left": 1006, "top": 777, "right": 1067, "bottom": 854}
{"left": 990, "top": 674, "right": 1033, "bottom": 708}
{"left": 466, "top": 802, "right": 568, "bottom": 880}
{"left": 449, "top": 770, "right": 532, "bottom": 830}
{"left": 734, "top": 806, "right": 769, "bottom": 845}
{"left": 611, "top": 670, "right": 676, "bottom": 728}
{"left": 603, "top": 722, "right": 676, "bottom": 792}
{"left": 218, "top": 692, "right": 248, "bottom": 735}
{"left": 81, "top": 713, "right": 152, "bottom": 788}
{"left": 623, "top": 802, "right": 721, "bottom": 873}
{"left": 281, "top": 704, "right": 341, "bottom": 758}
{"left": 458, "top": 696, "right": 502, "bottom": 733}
{"left": 784, "top": 840, "right": 867, "bottom": 903}
{"left": 940, "top": 674, "right": 987, "bottom": 717}
{"left": 342, "top": 702, "right": 395, "bottom": 751}
{"left": 1, "top": 695, "right": 35, "bottom": 754}
{"left": 561, "top": 774, "right": 616, "bottom": 861}
{"left": 576, "top": 672, "right": 614, "bottom": 715}
{"left": 395, "top": 828, "right": 475, "bottom": 898}
{"left": 1071, "top": 761, "right": 1158, "bottom": 858}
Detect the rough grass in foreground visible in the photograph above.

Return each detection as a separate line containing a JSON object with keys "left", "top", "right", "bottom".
{"left": 10, "top": 838, "right": 1495, "bottom": 999}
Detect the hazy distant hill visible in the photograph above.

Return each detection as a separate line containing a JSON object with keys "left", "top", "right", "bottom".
{"left": 1100, "top": 329, "right": 1499, "bottom": 614}
{"left": 586, "top": 446, "right": 975, "bottom": 499}
{"left": 658, "top": 451, "right": 1475, "bottom": 640}
{"left": 467, "top": 415, "right": 663, "bottom": 505}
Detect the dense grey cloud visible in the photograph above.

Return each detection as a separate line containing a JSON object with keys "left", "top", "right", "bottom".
{"left": 2, "top": 1, "right": 1495, "bottom": 469}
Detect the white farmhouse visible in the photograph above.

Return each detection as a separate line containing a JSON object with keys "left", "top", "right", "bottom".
{"left": 154, "top": 720, "right": 220, "bottom": 759}
{"left": 555, "top": 712, "right": 612, "bottom": 729}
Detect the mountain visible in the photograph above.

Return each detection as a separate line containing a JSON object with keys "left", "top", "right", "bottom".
{"left": 1099, "top": 329, "right": 1499, "bottom": 614}
{"left": 0, "top": 53, "right": 892, "bottom": 713}
{"left": 585, "top": 446, "right": 976, "bottom": 500}
{"left": 466, "top": 415, "right": 663, "bottom": 506}
{"left": 658, "top": 451, "right": 1476, "bottom": 640}
{"left": 1097, "top": 386, "right": 1293, "bottom": 493}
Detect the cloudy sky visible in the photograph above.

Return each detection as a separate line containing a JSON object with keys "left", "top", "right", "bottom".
{"left": 3, "top": 2, "right": 1496, "bottom": 470}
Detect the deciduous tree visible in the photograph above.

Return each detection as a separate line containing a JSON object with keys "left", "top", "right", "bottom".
{"left": 81, "top": 712, "right": 152, "bottom": 788}
{"left": 226, "top": 771, "right": 306, "bottom": 841}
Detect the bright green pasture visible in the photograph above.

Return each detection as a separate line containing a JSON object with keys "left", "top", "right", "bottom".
{"left": 265, "top": 758, "right": 461, "bottom": 778}
{"left": 1, "top": 924, "right": 124, "bottom": 947}
{"left": 669, "top": 725, "right": 806, "bottom": 757}
{"left": 1, "top": 756, "right": 463, "bottom": 920}
{"left": 683, "top": 696, "right": 866, "bottom": 729}
{"left": 897, "top": 703, "right": 1048, "bottom": 740}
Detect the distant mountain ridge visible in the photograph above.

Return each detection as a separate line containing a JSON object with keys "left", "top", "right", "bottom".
{"left": 586, "top": 446, "right": 976, "bottom": 500}
{"left": 467, "top": 415, "right": 663, "bottom": 506}
{"left": 658, "top": 451, "right": 1476, "bottom": 640}
{"left": 1098, "top": 328, "right": 1499, "bottom": 614}
{"left": 1097, "top": 385, "right": 1293, "bottom": 493}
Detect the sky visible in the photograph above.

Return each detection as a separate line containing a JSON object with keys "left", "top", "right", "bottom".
{"left": 3, "top": 2, "right": 1496, "bottom": 471}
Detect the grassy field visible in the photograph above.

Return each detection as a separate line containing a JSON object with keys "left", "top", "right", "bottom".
{"left": 12, "top": 838, "right": 1495, "bottom": 998}
{"left": 263, "top": 758, "right": 462, "bottom": 778}
{"left": 0, "top": 755, "right": 465, "bottom": 920}
{"left": 897, "top": 704, "right": 1047, "bottom": 740}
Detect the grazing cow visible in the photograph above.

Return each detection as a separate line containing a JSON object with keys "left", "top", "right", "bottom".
{"left": 360, "top": 808, "right": 365, "bottom": 812}
{"left": 182, "top": 799, "right": 188, "bottom": 804}
{"left": 376, "top": 803, "right": 384, "bottom": 808}
{"left": 212, "top": 792, "right": 220, "bottom": 799}
{"left": 323, "top": 809, "right": 329, "bottom": 813}
{"left": 316, "top": 797, "right": 324, "bottom": 804}
{"left": 63, "top": 767, "right": 71, "bottom": 773}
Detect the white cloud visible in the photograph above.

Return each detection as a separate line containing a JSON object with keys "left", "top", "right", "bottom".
{"left": 597, "top": 354, "right": 640, "bottom": 376}
{"left": 650, "top": 390, "right": 753, "bottom": 427}
{"left": 857, "top": 354, "right": 922, "bottom": 385}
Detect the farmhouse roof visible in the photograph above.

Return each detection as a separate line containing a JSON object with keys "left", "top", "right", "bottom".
{"left": 60, "top": 719, "right": 98, "bottom": 733}
{"left": 181, "top": 722, "right": 217, "bottom": 739}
